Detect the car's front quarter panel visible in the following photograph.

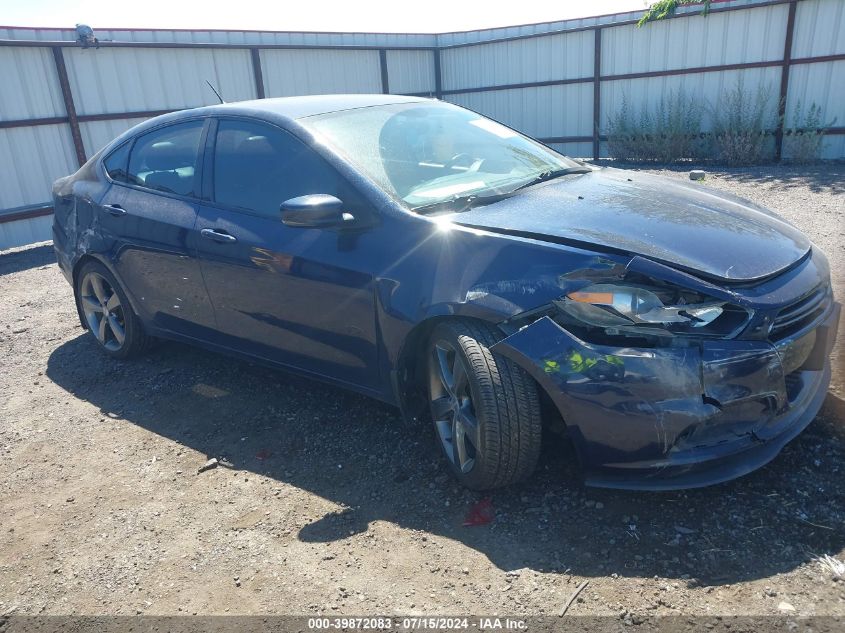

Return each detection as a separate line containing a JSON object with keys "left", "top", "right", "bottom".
{"left": 489, "top": 248, "right": 839, "bottom": 490}
{"left": 374, "top": 218, "right": 631, "bottom": 368}
{"left": 374, "top": 217, "right": 640, "bottom": 421}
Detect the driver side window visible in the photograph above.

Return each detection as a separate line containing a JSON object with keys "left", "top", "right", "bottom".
{"left": 212, "top": 119, "right": 357, "bottom": 219}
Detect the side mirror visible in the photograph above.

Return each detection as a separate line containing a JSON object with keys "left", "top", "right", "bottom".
{"left": 280, "top": 194, "right": 352, "bottom": 228}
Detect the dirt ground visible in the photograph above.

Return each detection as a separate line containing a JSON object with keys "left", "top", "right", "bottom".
{"left": 1, "top": 165, "right": 844, "bottom": 619}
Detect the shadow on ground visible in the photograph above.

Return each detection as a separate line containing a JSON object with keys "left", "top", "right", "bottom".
{"left": 0, "top": 244, "right": 55, "bottom": 275}
{"left": 45, "top": 332, "right": 845, "bottom": 586}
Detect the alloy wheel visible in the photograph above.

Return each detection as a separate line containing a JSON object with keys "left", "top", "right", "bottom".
{"left": 429, "top": 340, "right": 481, "bottom": 473}
{"left": 79, "top": 271, "right": 126, "bottom": 352}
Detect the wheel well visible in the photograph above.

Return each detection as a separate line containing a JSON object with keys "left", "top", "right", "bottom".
{"left": 71, "top": 254, "right": 144, "bottom": 330}
{"left": 394, "top": 316, "right": 453, "bottom": 428}
{"left": 71, "top": 254, "right": 98, "bottom": 287}
{"left": 71, "top": 254, "right": 100, "bottom": 328}
{"left": 393, "top": 315, "right": 559, "bottom": 432}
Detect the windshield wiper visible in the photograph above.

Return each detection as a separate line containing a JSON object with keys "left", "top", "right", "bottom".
{"left": 412, "top": 191, "right": 511, "bottom": 215}
{"left": 411, "top": 166, "right": 592, "bottom": 215}
{"left": 511, "top": 166, "right": 592, "bottom": 193}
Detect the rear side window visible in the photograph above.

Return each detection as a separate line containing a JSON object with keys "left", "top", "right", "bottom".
{"left": 212, "top": 119, "right": 347, "bottom": 218}
{"left": 103, "top": 142, "right": 130, "bottom": 182}
{"left": 127, "top": 121, "right": 204, "bottom": 197}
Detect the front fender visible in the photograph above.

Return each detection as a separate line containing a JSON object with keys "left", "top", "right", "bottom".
{"left": 375, "top": 220, "right": 632, "bottom": 368}
{"left": 373, "top": 219, "right": 633, "bottom": 408}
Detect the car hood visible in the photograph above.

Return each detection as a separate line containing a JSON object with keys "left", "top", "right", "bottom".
{"left": 451, "top": 168, "right": 811, "bottom": 283}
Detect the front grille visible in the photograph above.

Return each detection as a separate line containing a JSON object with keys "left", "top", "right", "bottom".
{"left": 770, "top": 284, "right": 831, "bottom": 341}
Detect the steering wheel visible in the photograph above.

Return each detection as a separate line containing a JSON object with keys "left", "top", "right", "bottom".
{"left": 445, "top": 153, "right": 483, "bottom": 172}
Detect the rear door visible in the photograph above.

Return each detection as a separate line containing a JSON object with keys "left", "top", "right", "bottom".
{"left": 97, "top": 119, "right": 217, "bottom": 336}
{"left": 193, "top": 117, "right": 380, "bottom": 389}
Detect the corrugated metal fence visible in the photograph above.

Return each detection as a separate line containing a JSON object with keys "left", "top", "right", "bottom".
{"left": 1, "top": 0, "right": 843, "bottom": 249}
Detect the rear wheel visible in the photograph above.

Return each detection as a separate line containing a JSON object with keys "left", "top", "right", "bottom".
{"left": 75, "top": 261, "right": 149, "bottom": 359}
{"left": 427, "top": 319, "right": 542, "bottom": 490}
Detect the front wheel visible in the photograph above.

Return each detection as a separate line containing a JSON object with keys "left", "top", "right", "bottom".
{"left": 427, "top": 320, "right": 542, "bottom": 490}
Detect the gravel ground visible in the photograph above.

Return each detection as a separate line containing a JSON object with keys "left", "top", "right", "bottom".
{"left": 0, "top": 164, "right": 843, "bottom": 619}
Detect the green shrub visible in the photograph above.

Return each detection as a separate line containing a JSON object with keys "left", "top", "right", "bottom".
{"left": 710, "top": 81, "right": 776, "bottom": 166}
{"left": 606, "top": 91, "right": 706, "bottom": 163}
{"left": 605, "top": 81, "right": 832, "bottom": 165}
{"left": 783, "top": 101, "right": 834, "bottom": 164}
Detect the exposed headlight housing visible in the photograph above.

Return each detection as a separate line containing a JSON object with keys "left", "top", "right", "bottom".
{"left": 554, "top": 283, "right": 750, "bottom": 339}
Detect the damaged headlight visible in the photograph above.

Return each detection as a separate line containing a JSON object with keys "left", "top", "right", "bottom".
{"left": 554, "top": 283, "right": 748, "bottom": 339}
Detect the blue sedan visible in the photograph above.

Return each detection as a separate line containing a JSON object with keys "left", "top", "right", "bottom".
{"left": 52, "top": 95, "right": 840, "bottom": 490}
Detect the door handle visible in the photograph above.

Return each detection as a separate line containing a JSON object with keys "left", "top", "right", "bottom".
{"left": 200, "top": 228, "right": 237, "bottom": 243}
{"left": 103, "top": 203, "right": 126, "bottom": 216}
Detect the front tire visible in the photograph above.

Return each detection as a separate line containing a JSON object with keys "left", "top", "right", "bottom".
{"left": 75, "top": 261, "right": 149, "bottom": 359}
{"left": 427, "top": 319, "right": 542, "bottom": 490}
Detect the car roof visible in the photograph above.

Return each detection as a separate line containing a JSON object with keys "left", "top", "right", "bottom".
{"left": 184, "top": 94, "right": 431, "bottom": 121}
{"left": 101, "top": 94, "right": 437, "bottom": 158}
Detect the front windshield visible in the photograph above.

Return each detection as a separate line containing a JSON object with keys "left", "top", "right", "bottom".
{"left": 301, "top": 101, "right": 583, "bottom": 211}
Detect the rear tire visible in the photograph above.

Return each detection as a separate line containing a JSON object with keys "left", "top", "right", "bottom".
{"left": 75, "top": 261, "right": 150, "bottom": 359}
{"left": 427, "top": 319, "right": 542, "bottom": 490}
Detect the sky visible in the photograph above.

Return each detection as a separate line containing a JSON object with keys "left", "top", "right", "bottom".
{"left": 2, "top": 0, "right": 650, "bottom": 33}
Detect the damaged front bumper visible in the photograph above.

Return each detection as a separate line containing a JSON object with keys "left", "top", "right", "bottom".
{"left": 491, "top": 301, "right": 841, "bottom": 490}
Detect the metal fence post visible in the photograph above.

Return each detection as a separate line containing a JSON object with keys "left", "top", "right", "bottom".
{"left": 250, "top": 48, "right": 266, "bottom": 99}
{"left": 52, "top": 46, "right": 86, "bottom": 167}
{"left": 379, "top": 49, "right": 390, "bottom": 94}
{"left": 434, "top": 48, "right": 443, "bottom": 99}
{"left": 593, "top": 28, "right": 602, "bottom": 161}
{"left": 776, "top": 0, "right": 798, "bottom": 161}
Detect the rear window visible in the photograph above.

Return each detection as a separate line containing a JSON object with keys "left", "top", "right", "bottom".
{"left": 127, "top": 121, "right": 204, "bottom": 197}
{"left": 103, "top": 142, "right": 130, "bottom": 183}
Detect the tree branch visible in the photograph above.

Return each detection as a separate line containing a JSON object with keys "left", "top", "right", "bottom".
{"left": 638, "top": 0, "right": 712, "bottom": 27}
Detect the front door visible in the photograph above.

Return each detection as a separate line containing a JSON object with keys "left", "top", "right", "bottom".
{"left": 193, "top": 118, "right": 379, "bottom": 389}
